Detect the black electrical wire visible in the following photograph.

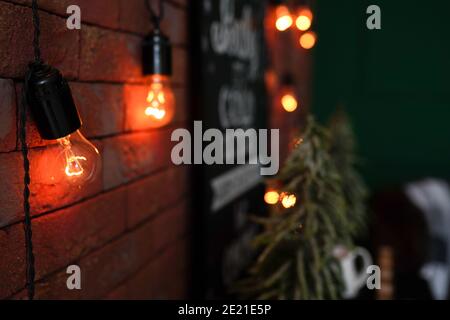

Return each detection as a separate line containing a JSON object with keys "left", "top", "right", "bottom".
{"left": 20, "top": 0, "right": 43, "bottom": 300}
{"left": 145, "top": 0, "right": 165, "bottom": 30}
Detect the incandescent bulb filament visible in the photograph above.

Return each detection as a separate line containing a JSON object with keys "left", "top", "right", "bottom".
{"left": 145, "top": 83, "right": 167, "bottom": 120}
{"left": 144, "top": 75, "right": 175, "bottom": 126}
{"left": 58, "top": 136, "right": 87, "bottom": 177}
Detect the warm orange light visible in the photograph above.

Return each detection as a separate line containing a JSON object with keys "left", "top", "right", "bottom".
{"left": 299, "top": 31, "right": 317, "bottom": 49}
{"left": 275, "top": 6, "right": 293, "bottom": 31}
{"left": 295, "top": 8, "right": 313, "bottom": 31}
{"left": 281, "top": 193, "right": 297, "bottom": 208}
{"left": 46, "top": 130, "right": 101, "bottom": 185}
{"left": 144, "top": 75, "right": 175, "bottom": 126}
{"left": 264, "top": 190, "right": 280, "bottom": 205}
{"left": 281, "top": 94, "right": 298, "bottom": 112}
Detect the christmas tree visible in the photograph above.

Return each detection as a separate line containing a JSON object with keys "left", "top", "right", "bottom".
{"left": 235, "top": 113, "right": 368, "bottom": 299}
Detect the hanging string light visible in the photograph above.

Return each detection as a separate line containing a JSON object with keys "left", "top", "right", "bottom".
{"left": 295, "top": 7, "right": 313, "bottom": 31}
{"left": 21, "top": 0, "right": 101, "bottom": 299}
{"left": 143, "top": 0, "right": 175, "bottom": 126}
{"left": 295, "top": 0, "right": 317, "bottom": 49}
{"left": 264, "top": 189, "right": 280, "bottom": 205}
{"left": 280, "top": 192, "right": 297, "bottom": 208}
{"left": 274, "top": 5, "right": 293, "bottom": 31}
{"left": 299, "top": 31, "right": 317, "bottom": 49}
{"left": 279, "top": 74, "right": 299, "bottom": 113}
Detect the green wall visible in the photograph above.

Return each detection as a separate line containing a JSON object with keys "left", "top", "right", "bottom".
{"left": 312, "top": 0, "right": 450, "bottom": 189}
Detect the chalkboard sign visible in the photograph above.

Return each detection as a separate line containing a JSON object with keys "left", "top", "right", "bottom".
{"left": 192, "top": 0, "right": 268, "bottom": 298}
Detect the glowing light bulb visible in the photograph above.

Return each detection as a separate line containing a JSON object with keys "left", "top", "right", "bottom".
{"left": 295, "top": 8, "right": 313, "bottom": 31}
{"left": 299, "top": 31, "right": 317, "bottom": 49}
{"left": 281, "top": 193, "right": 297, "bottom": 208}
{"left": 281, "top": 94, "right": 298, "bottom": 112}
{"left": 144, "top": 75, "right": 175, "bottom": 126}
{"left": 275, "top": 6, "right": 293, "bottom": 31}
{"left": 54, "top": 130, "right": 100, "bottom": 184}
{"left": 264, "top": 190, "right": 280, "bottom": 205}
{"left": 33, "top": 130, "right": 101, "bottom": 187}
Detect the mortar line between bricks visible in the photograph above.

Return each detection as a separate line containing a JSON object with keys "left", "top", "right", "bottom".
{"left": 1, "top": 0, "right": 189, "bottom": 43}
{"left": 4, "top": 121, "right": 189, "bottom": 153}
{"left": 11, "top": 78, "right": 188, "bottom": 88}
{"left": 6, "top": 229, "right": 191, "bottom": 300}
{"left": 39, "top": 197, "right": 190, "bottom": 280}
{"left": 0, "top": 164, "right": 181, "bottom": 230}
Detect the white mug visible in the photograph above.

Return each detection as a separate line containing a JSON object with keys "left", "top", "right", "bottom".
{"left": 334, "top": 246, "right": 373, "bottom": 299}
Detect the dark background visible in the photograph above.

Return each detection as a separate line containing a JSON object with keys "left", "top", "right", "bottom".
{"left": 313, "top": 0, "right": 450, "bottom": 189}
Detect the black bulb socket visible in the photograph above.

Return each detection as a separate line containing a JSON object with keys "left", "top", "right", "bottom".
{"left": 142, "top": 29, "right": 172, "bottom": 76}
{"left": 26, "top": 64, "right": 81, "bottom": 140}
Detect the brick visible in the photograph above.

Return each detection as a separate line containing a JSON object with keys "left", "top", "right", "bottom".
{"left": 118, "top": 260, "right": 159, "bottom": 299}
{"left": 123, "top": 84, "right": 187, "bottom": 131}
{"left": 133, "top": 200, "right": 189, "bottom": 258}
{"left": 73, "top": 0, "right": 120, "bottom": 29}
{"left": 160, "top": 2, "right": 188, "bottom": 46}
{"left": 80, "top": 25, "right": 141, "bottom": 82}
{"left": 75, "top": 240, "right": 137, "bottom": 299}
{"left": 172, "top": 48, "right": 188, "bottom": 85}
{"left": 28, "top": 139, "right": 103, "bottom": 215}
{"left": 9, "top": 0, "right": 120, "bottom": 29}
{"left": 0, "top": 224, "right": 26, "bottom": 299}
{"left": 101, "top": 129, "right": 173, "bottom": 190}
{"left": 118, "top": 0, "right": 151, "bottom": 35}
{"left": 146, "top": 238, "right": 190, "bottom": 299}
{"left": 0, "top": 1, "right": 79, "bottom": 79}
{"left": 0, "top": 152, "right": 23, "bottom": 228}
{"left": 126, "top": 166, "right": 189, "bottom": 228}
{"left": 0, "top": 79, "right": 17, "bottom": 152}
{"left": 32, "top": 187, "right": 127, "bottom": 280}
{"left": 32, "top": 202, "right": 189, "bottom": 299}
{"left": 105, "top": 234, "right": 190, "bottom": 299}
{"left": 71, "top": 82, "right": 125, "bottom": 138}
{"left": 15, "top": 83, "right": 49, "bottom": 149}
{"left": 33, "top": 266, "right": 84, "bottom": 299}
{"left": 119, "top": 0, "right": 187, "bottom": 45}
{"left": 16, "top": 81, "right": 120, "bottom": 147}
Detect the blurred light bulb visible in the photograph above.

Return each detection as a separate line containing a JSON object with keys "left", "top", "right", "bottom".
{"left": 281, "top": 94, "right": 298, "bottom": 112}
{"left": 275, "top": 5, "right": 293, "bottom": 31}
{"left": 264, "top": 190, "right": 280, "bottom": 205}
{"left": 299, "top": 31, "right": 317, "bottom": 49}
{"left": 281, "top": 193, "right": 297, "bottom": 208}
{"left": 295, "top": 8, "right": 313, "bottom": 31}
{"left": 144, "top": 75, "right": 175, "bottom": 126}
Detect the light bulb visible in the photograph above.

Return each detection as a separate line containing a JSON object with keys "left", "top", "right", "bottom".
{"left": 144, "top": 75, "right": 175, "bottom": 126}
{"left": 264, "top": 190, "right": 280, "bottom": 205}
{"left": 281, "top": 193, "right": 297, "bottom": 208}
{"left": 35, "top": 130, "right": 101, "bottom": 186}
{"left": 295, "top": 8, "right": 313, "bottom": 31}
{"left": 275, "top": 5, "right": 293, "bottom": 31}
{"left": 281, "top": 94, "right": 298, "bottom": 112}
{"left": 299, "top": 31, "right": 317, "bottom": 49}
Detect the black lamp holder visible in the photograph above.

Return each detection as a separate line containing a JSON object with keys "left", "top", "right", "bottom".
{"left": 142, "top": 0, "right": 172, "bottom": 76}
{"left": 26, "top": 63, "right": 81, "bottom": 140}
{"left": 142, "top": 29, "right": 172, "bottom": 76}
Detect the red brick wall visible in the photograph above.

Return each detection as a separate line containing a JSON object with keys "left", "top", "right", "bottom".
{"left": 0, "top": 0, "right": 191, "bottom": 299}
